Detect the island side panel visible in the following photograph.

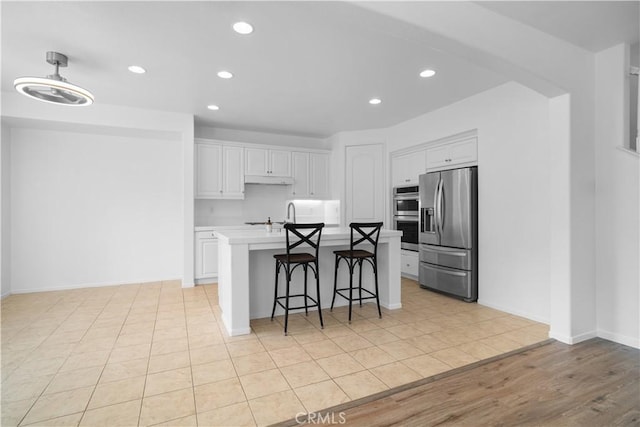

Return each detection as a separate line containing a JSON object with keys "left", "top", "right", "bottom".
{"left": 378, "top": 236, "right": 402, "bottom": 310}
{"left": 218, "top": 237, "right": 251, "bottom": 336}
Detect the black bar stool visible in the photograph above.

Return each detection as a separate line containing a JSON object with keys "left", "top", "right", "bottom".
{"left": 271, "top": 222, "right": 325, "bottom": 335}
{"left": 331, "top": 222, "right": 384, "bottom": 323}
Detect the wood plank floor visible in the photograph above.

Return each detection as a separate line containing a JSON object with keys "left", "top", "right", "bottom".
{"left": 277, "top": 338, "right": 639, "bottom": 426}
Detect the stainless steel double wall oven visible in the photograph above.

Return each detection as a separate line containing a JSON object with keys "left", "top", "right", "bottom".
{"left": 392, "top": 185, "right": 419, "bottom": 251}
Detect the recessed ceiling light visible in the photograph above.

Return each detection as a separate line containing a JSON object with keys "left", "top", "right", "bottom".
{"left": 369, "top": 98, "right": 382, "bottom": 105}
{"left": 233, "top": 22, "right": 253, "bottom": 35}
{"left": 128, "top": 65, "right": 146, "bottom": 74}
{"left": 207, "top": 104, "right": 220, "bottom": 111}
{"left": 419, "top": 69, "right": 436, "bottom": 78}
{"left": 217, "top": 71, "right": 233, "bottom": 79}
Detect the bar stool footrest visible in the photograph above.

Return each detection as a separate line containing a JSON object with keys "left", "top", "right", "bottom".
{"left": 334, "top": 287, "right": 377, "bottom": 302}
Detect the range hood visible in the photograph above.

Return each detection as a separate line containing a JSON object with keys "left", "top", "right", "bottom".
{"left": 244, "top": 175, "right": 294, "bottom": 185}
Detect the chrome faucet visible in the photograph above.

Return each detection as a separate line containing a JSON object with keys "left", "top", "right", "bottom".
{"left": 286, "top": 202, "right": 296, "bottom": 224}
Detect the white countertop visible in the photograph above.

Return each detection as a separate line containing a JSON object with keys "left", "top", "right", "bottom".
{"left": 215, "top": 227, "right": 401, "bottom": 245}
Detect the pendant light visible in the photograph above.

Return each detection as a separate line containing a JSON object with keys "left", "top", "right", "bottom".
{"left": 14, "top": 51, "right": 94, "bottom": 106}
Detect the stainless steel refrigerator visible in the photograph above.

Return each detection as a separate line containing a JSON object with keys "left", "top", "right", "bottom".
{"left": 419, "top": 166, "right": 478, "bottom": 302}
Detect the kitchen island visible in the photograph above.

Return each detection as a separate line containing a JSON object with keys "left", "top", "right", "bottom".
{"left": 216, "top": 227, "right": 402, "bottom": 336}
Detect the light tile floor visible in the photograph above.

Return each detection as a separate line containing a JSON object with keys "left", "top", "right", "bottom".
{"left": 1, "top": 278, "right": 549, "bottom": 426}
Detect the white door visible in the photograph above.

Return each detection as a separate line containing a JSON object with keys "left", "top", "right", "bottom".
{"left": 269, "top": 150, "right": 291, "bottom": 176}
{"left": 345, "top": 144, "right": 385, "bottom": 225}
{"left": 245, "top": 148, "right": 268, "bottom": 175}
{"left": 195, "top": 143, "right": 222, "bottom": 198}
{"left": 291, "top": 152, "right": 309, "bottom": 197}
{"left": 201, "top": 239, "right": 218, "bottom": 277}
{"left": 223, "top": 146, "right": 245, "bottom": 197}
{"left": 310, "top": 153, "right": 330, "bottom": 198}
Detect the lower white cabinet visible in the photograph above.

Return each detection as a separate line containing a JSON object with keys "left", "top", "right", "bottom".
{"left": 195, "top": 231, "right": 218, "bottom": 280}
{"left": 401, "top": 250, "right": 419, "bottom": 278}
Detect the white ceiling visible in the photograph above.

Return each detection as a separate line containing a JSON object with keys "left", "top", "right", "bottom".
{"left": 476, "top": 1, "right": 639, "bottom": 53}
{"left": 2, "top": 1, "right": 638, "bottom": 138}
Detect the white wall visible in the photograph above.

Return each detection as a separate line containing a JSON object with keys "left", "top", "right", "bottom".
{"left": 389, "top": 82, "right": 551, "bottom": 323}
{"left": 196, "top": 126, "right": 330, "bottom": 150}
{"left": 9, "top": 127, "right": 183, "bottom": 292}
{"left": 595, "top": 44, "right": 640, "bottom": 348}
{"left": 1, "top": 121, "right": 11, "bottom": 297}
{"left": 330, "top": 82, "right": 551, "bottom": 323}
{"left": 2, "top": 92, "right": 194, "bottom": 292}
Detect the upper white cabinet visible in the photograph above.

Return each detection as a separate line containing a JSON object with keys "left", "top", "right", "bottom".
{"left": 222, "top": 146, "right": 245, "bottom": 197}
{"left": 196, "top": 143, "right": 222, "bottom": 198}
{"left": 291, "top": 152, "right": 310, "bottom": 197}
{"left": 426, "top": 137, "right": 477, "bottom": 171}
{"left": 391, "top": 149, "right": 427, "bottom": 187}
{"left": 309, "top": 153, "right": 330, "bottom": 197}
{"left": 291, "top": 152, "right": 330, "bottom": 198}
{"left": 195, "top": 140, "right": 244, "bottom": 199}
{"left": 245, "top": 148, "right": 291, "bottom": 177}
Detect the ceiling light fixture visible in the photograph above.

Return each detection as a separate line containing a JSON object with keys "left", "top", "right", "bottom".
{"left": 217, "top": 71, "right": 233, "bottom": 79}
{"left": 207, "top": 104, "right": 220, "bottom": 111}
{"left": 128, "top": 65, "right": 146, "bottom": 74}
{"left": 14, "top": 51, "right": 94, "bottom": 106}
{"left": 419, "top": 69, "right": 436, "bottom": 78}
{"left": 369, "top": 98, "right": 382, "bottom": 105}
{"left": 233, "top": 21, "right": 253, "bottom": 35}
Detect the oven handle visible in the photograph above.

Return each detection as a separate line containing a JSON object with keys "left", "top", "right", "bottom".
{"left": 394, "top": 216, "right": 419, "bottom": 222}
{"left": 393, "top": 194, "right": 419, "bottom": 200}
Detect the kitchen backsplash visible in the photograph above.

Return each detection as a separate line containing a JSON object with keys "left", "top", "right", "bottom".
{"left": 195, "top": 184, "right": 294, "bottom": 226}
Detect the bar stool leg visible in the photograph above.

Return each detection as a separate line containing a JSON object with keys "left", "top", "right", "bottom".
{"left": 358, "top": 259, "right": 363, "bottom": 307}
{"left": 315, "top": 263, "right": 324, "bottom": 329}
{"left": 331, "top": 254, "right": 339, "bottom": 311}
{"left": 348, "top": 259, "right": 354, "bottom": 324}
{"left": 271, "top": 262, "right": 280, "bottom": 321}
{"left": 373, "top": 259, "right": 381, "bottom": 318}
{"left": 284, "top": 267, "right": 290, "bottom": 335}
{"left": 303, "top": 264, "right": 309, "bottom": 316}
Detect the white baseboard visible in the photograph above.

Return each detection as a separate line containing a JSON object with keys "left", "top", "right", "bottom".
{"left": 597, "top": 329, "right": 640, "bottom": 349}
{"left": 477, "top": 298, "right": 549, "bottom": 324}
{"left": 10, "top": 277, "right": 183, "bottom": 294}
{"left": 549, "top": 329, "right": 597, "bottom": 345}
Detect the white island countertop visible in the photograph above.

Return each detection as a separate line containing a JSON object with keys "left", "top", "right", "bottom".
{"left": 215, "top": 227, "right": 402, "bottom": 336}
{"left": 215, "top": 227, "right": 400, "bottom": 246}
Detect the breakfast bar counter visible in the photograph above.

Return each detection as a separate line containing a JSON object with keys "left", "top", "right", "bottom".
{"left": 216, "top": 227, "right": 402, "bottom": 336}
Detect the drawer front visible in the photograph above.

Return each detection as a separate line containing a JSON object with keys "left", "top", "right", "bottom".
{"left": 196, "top": 230, "right": 217, "bottom": 240}
{"left": 419, "top": 262, "right": 476, "bottom": 301}
{"left": 401, "top": 252, "right": 419, "bottom": 276}
{"left": 419, "top": 244, "right": 473, "bottom": 271}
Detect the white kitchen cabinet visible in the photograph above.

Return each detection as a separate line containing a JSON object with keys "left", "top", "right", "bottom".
{"left": 245, "top": 148, "right": 291, "bottom": 177}
{"left": 195, "top": 231, "right": 218, "bottom": 280}
{"left": 309, "top": 153, "right": 330, "bottom": 197}
{"left": 195, "top": 143, "right": 222, "bottom": 198}
{"left": 291, "top": 152, "right": 310, "bottom": 197}
{"left": 426, "top": 137, "right": 477, "bottom": 171}
{"left": 195, "top": 141, "right": 244, "bottom": 199}
{"left": 290, "top": 152, "right": 330, "bottom": 198}
{"left": 222, "top": 146, "right": 245, "bottom": 197}
{"left": 401, "top": 249, "right": 419, "bottom": 278}
{"left": 391, "top": 149, "right": 427, "bottom": 187}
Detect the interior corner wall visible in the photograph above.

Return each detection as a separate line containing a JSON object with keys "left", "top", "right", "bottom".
{"left": 385, "top": 82, "right": 551, "bottom": 324}
{"left": 1, "top": 122, "right": 11, "bottom": 297}
{"left": 595, "top": 44, "right": 640, "bottom": 348}
{"left": 10, "top": 127, "right": 183, "bottom": 292}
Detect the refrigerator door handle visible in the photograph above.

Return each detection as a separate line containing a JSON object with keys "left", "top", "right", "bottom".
{"left": 436, "top": 178, "right": 444, "bottom": 235}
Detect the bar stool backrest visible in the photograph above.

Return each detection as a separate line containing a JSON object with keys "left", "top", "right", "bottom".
{"left": 283, "top": 222, "right": 325, "bottom": 261}
{"left": 349, "top": 222, "right": 384, "bottom": 257}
